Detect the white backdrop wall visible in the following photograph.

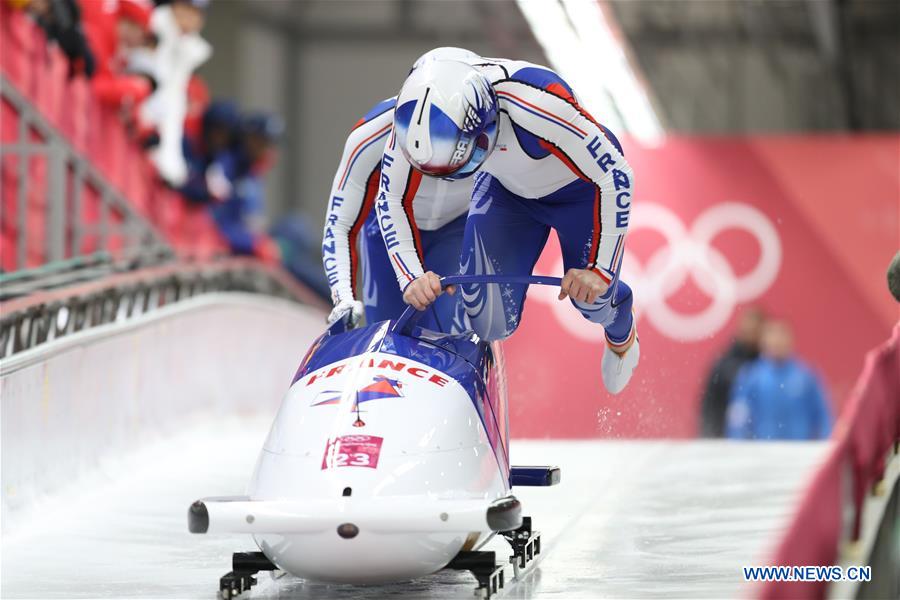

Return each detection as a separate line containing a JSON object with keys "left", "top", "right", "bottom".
{"left": 198, "top": 0, "right": 545, "bottom": 223}
{"left": 0, "top": 294, "right": 325, "bottom": 530}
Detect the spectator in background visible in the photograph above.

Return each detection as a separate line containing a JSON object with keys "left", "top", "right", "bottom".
{"left": 699, "top": 307, "right": 765, "bottom": 437}
{"left": 139, "top": 0, "right": 211, "bottom": 186}
{"left": 182, "top": 74, "right": 210, "bottom": 141}
{"left": 726, "top": 318, "right": 832, "bottom": 440}
{"left": 887, "top": 250, "right": 900, "bottom": 303}
{"left": 209, "top": 112, "right": 283, "bottom": 263}
{"left": 81, "top": 0, "right": 155, "bottom": 109}
{"left": 13, "top": 0, "right": 95, "bottom": 77}
{"left": 180, "top": 99, "right": 239, "bottom": 205}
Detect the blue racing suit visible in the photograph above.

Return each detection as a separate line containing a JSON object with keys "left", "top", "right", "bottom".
{"left": 376, "top": 57, "right": 635, "bottom": 345}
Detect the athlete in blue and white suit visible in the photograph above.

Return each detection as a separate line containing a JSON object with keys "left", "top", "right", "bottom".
{"left": 322, "top": 49, "right": 476, "bottom": 331}
{"left": 376, "top": 53, "right": 640, "bottom": 394}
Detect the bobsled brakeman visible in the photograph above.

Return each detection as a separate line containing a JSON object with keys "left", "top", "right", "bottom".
{"left": 188, "top": 275, "right": 561, "bottom": 598}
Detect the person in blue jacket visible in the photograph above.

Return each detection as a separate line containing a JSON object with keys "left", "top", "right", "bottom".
{"left": 180, "top": 100, "right": 240, "bottom": 205}
{"left": 210, "top": 112, "right": 284, "bottom": 258}
{"left": 726, "top": 318, "right": 832, "bottom": 440}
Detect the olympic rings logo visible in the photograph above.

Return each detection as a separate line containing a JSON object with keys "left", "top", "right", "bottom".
{"left": 532, "top": 202, "right": 782, "bottom": 342}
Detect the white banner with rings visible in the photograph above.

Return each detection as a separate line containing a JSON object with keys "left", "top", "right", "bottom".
{"left": 532, "top": 202, "right": 782, "bottom": 342}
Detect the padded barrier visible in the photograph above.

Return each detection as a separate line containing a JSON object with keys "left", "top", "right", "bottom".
{"left": 759, "top": 323, "right": 900, "bottom": 599}
{"left": 0, "top": 292, "right": 326, "bottom": 532}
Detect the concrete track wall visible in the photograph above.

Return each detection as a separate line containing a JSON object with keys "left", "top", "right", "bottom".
{"left": 0, "top": 293, "right": 325, "bottom": 530}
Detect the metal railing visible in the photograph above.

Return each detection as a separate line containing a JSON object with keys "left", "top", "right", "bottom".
{"left": 0, "top": 248, "right": 178, "bottom": 301}
{"left": 0, "top": 259, "right": 328, "bottom": 360}
{"left": 0, "top": 75, "right": 174, "bottom": 276}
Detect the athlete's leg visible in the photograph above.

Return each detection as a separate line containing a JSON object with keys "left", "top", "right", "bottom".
{"left": 360, "top": 211, "right": 407, "bottom": 323}
{"left": 418, "top": 212, "right": 468, "bottom": 333}
{"left": 540, "top": 179, "right": 638, "bottom": 393}
{"left": 459, "top": 173, "right": 550, "bottom": 341}
{"left": 543, "top": 179, "right": 635, "bottom": 349}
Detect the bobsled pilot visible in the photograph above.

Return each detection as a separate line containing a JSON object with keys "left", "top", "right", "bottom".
{"left": 321, "top": 48, "right": 478, "bottom": 333}
{"left": 376, "top": 53, "right": 639, "bottom": 394}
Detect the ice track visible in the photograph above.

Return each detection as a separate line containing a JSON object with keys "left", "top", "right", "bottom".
{"left": 0, "top": 415, "right": 827, "bottom": 599}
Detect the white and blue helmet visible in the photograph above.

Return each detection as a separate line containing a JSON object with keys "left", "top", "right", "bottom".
{"left": 411, "top": 46, "right": 480, "bottom": 70}
{"left": 394, "top": 57, "right": 499, "bottom": 180}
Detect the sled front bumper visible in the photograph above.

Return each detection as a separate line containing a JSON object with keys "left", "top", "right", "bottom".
{"left": 188, "top": 494, "right": 521, "bottom": 535}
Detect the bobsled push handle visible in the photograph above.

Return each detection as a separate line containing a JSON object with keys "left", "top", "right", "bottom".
{"left": 393, "top": 274, "right": 563, "bottom": 336}
{"left": 439, "top": 274, "right": 564, "bottom": 289}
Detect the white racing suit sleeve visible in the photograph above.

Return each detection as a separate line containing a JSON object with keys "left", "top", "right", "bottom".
{"left": 322, "top": 109, "right": 394, "bottom": 303}
{"left": 495, "top": 79, "right": 634, "bottom": 283}
{"left": 375, "top": 132, "right": 427, "bottom": 291}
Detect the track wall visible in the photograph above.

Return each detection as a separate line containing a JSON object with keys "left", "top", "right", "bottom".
{"left": 0, "top": 293, "right": 325, "bottom": 530}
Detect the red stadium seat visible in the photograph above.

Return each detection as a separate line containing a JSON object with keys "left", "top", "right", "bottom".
{"left": 0, "top": 3, "right": 228, "bottom": 270}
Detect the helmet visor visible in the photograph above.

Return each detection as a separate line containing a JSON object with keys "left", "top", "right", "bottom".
{"left": 414, "top": 133, "right": 477, "bottom": 177}
{"left": 442, "top": 121, "right": 498, "bottom": 180}
{"left": 413, "top": 120, "right": 497, "bottom": 180}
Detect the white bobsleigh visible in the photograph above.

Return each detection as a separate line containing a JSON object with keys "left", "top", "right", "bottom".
{"left": 188, "top": 275, "right": 561, "bottom": 598}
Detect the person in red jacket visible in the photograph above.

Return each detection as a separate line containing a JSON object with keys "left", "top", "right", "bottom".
{"left": 81, "top": 0, "right": 154, "bottom": 109}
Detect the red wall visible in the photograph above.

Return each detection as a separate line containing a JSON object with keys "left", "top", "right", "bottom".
{"left": 506, "top": 135, "right": 899, "bottom": 438}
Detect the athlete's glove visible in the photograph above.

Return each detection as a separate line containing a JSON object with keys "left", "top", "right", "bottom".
{"left": 327, "top": 298, "right": 364, "bottom": 328}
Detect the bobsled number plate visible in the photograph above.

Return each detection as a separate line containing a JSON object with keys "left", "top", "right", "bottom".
{"left": 321, "top": 435, "right": 384, "bottom": 470}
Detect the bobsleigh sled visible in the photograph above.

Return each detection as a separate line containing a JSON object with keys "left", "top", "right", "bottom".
{"left": 188, "top": 275, "right": 562, "bottom": 598}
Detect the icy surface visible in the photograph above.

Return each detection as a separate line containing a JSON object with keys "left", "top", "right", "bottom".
{"left": 1, "top": 415, "right": 827, "bottom": 599}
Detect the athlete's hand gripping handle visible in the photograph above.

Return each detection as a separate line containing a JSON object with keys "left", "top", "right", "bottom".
{"left": 402, "top": 271, "right": 457, "bottom": 311}
{"left": 558, "top": 268, "right": 610, "bottom": 304}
